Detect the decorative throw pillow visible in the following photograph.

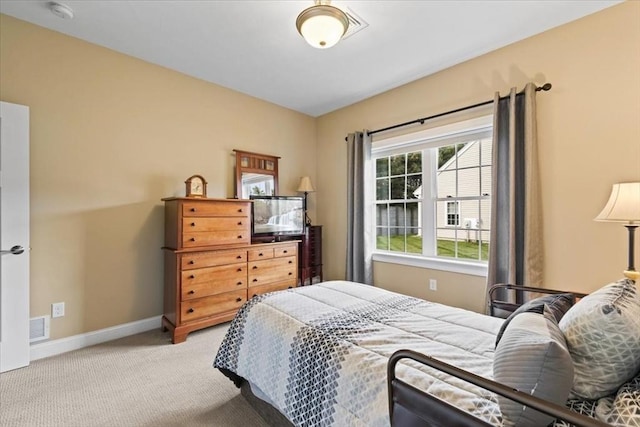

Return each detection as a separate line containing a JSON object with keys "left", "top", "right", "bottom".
{"left": 551, "top": 399, "right": 598, "bottom": 427}
{"left": 495, "top": 293, "right": 575, "bottom": 347}
{"left": 493, "top": 307, "right": 574, "bottom": 427}
{"left": 559, "top": 278, "right": 640, "bottom": 400}
{"left": 595, "top": 372, "right": 640, "bottom": 427}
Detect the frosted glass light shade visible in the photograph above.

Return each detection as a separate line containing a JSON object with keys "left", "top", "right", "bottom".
{"left": 595, "top": 182, "right": 640, "bottom": 223}
{"left": 296, "top": 4, "right": 348, "bottom": 49}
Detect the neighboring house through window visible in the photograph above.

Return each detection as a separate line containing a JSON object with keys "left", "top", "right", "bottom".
{"left": 371, "top": 114, "right": 492, "bottom": 276}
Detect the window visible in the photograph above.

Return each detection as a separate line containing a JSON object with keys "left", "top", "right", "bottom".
{"left": 371, "top": 115, "right": 492, "bottom": 275}
{"left": 375, "top": 152, "right": 422, "bottom": 254}
{"left": 446, "top": 201, "right": 459, "bottom": 226}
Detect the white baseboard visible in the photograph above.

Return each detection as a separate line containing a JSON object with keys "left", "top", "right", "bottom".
{"left": 29, "top": 315, "right": 163, "bottom": 361}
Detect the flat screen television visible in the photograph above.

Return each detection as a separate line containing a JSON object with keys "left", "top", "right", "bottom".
{"left": 250, "top": 195, "right": 305, "bottom": 237}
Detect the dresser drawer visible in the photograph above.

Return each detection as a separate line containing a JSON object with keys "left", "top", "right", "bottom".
{"left": 182, "top": 217, "right": 248, "bottom": 232}
{"left": 181, "top": 250, "right": 246, "bottom": 270}
{"left": 182, "top": 230, "right": 250, "bottom": 248}
{"left": 248, "top": 247, "right": 274, "bottom": 261}
{"left": 249, "top": 282, "right": 296, "bottom": 298}
{"left": 181, "top": 264, "right": 246, "bottom": 300}
{"left": 248, "top": 256, "right": 297, "bottom": 287}
{"left": 180, "top": 289, "right": 246, "bottom": 322}
{"left": 274, "top": 244, "right": 297, "bottom": 258}
{"left": 182, "top": 201, "right": 249, "bottom": 217}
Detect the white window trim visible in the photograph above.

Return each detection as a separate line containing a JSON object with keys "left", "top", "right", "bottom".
{"left": 370, "top": 114, "right": 492, "bottom": 277}
{"left": 372, "top": 252, "right": 488, "bottom": 277}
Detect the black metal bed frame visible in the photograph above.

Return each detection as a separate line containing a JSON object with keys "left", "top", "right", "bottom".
{"left": 388, "top": 349, "right": 609, "bottom": 427}
{"left": 488, "top": 283, "right": 588, "bottom": 318}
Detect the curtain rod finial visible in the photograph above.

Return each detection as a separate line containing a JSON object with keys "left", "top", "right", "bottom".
{"left": 537, "top": 83, "right": 552, "bottom": 92}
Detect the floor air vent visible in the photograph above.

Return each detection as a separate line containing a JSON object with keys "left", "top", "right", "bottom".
{"left": 29, "top": 315, "right": 50, "bottom": 343}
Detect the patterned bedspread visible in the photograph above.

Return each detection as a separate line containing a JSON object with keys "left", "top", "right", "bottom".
{"left": 214, "top": 280, "right": 505, "bottom": 427}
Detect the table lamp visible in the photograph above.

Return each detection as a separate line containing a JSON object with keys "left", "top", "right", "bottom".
{"left": 595, "top": 182, "right": 640, "bottom": 281}
{"left": 297, "top": 176, "right": 315, "bottom": 226}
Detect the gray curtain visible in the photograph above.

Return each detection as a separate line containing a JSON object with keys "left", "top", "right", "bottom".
{"left": 487, "top": 83, "right": 543, "bottom": 310}
{"left": 346, "top": 131, "right": 373, "bottom": 284}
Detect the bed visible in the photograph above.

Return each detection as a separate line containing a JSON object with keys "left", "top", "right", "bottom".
{"left": 214, "top": 280, "right": 640, "bottom": 427}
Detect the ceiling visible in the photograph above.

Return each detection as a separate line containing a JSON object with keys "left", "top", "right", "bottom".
{"left": 0, "top": 0, "right": 622, "bottom": 117}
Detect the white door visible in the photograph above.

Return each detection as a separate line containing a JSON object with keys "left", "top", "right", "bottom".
{"left": 0, "top": 101, "right": 30, "bottom": 373}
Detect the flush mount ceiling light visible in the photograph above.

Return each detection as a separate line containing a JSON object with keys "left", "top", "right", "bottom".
{"left": 296, "top": 0, "right": 349, "bottom": 49}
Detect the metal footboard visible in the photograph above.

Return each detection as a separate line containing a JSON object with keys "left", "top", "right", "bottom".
{"left": 388, "top": 349, "right": 609, "bottom": 427}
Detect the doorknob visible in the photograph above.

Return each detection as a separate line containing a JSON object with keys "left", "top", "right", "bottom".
{"left": 1, "top": 245, "right": 25, "bottom": 255}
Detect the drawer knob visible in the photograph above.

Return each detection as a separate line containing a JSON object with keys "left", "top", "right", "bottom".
{"left": 190, "top": 222, "right": 195, "bottom": 227}
{"left": 188, "top": 290, "right": 195, "bottom": 295}
{"left": 236, "top": 255, "right": 242, "bottom": 259}
{"left": 190, "top": 208, "right": 196, "bottom": 212}
{"left": 258, "top": 253, "right": 263, "bottom": 257}
{"left": 188, "top": 260, "right": 195, "bottom": 265}
{"left": 283, "top": 250, "right": 288, "bottom": 254}
{"left": 288, "top": 260, "right": 293, "bottom": 264}
{"left": 236, "top": 281, "right": 243, "bottom": 286}
{"left": 237, "top": 268, "right": 242, "bottom": 272}
{"left": 237, "top": 221, "right": 242, "bottom": 226}
{"left": 252, "top": 266, "right": 258, "bottom": 270}
{"left": 288, "top": 272, "right": 293, "bottom": 275}
{"left": 252, "top": 294, "right": 257, "bottom": 298}
{"left": 237, "top": 235, "right": 243, "bottom": 239}
{"left": 237, "top": 208, "right": 243, "bottom": 213}
{"left": 187, "top": 308, "right": 194, "bottom": 313}
{"left": 190, "top": 237, "right": 196, "bottom": 242}
{"left": 253, "top": 278, "right": 258, "bottom": 282}
{"left": 189, "top": 275, "right": 195, "bottom": 279}
{"left": 288, "top": 286, "right": 293, "bottom": 289}
{"left": 236, "top": 297, "right": 242, "bottom": 302}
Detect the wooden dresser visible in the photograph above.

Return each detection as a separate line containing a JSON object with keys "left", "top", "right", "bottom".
{"left": 300, "top": 225, "right": 323, "bottom": 286}
{"left": 162, "top": 197, "right": 298, "bottom": 343}
{"left": 252, "top": 225, "right": 323, "bottom": 287}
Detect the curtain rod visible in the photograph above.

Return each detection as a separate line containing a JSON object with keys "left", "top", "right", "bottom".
{"left": 346, "top": 83, "right": 552, "bottom": 141}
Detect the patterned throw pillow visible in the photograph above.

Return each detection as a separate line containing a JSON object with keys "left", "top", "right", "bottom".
{"left": 493, "top": 307, "right": 574, "bottom": 427}
{"left": 559, "top": 279, "right": 640, "bottom": 400}
{"left": 595, "top": 373, "right": 640, "bottom": 426}
{"left": 551, "top": 399, "right": 598, "bottom": 427}
{"left": 495, "top": 293, "right": 575, "bottom": 347}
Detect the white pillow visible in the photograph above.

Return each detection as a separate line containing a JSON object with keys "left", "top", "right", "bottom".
{"left": 559, "top": 279, "right": 640, "bottom": 400}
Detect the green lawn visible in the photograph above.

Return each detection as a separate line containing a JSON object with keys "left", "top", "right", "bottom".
{"left": 377, "top": 235, "right": 488, "bottom": 260}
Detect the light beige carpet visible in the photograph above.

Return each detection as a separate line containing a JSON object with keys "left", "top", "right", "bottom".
{"left": 0, "top": 324, "right": 269, "bottom": 427}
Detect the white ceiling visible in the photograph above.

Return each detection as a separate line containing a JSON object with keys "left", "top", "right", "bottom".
{"left": 0, "top": 0, "right": 622, "bottom": 117}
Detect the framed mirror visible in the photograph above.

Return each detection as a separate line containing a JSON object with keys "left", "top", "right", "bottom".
{"left": 234, "top": 149, "right": 280, "bottom": 199}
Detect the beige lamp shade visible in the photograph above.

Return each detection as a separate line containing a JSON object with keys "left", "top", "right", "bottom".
{"left": 595, "top": 182, "right": 640, "bottom": 223}
{"left": 297, "top": 176, "right": 315, "bottom": 193}
{"left": 595, "top": 181, "right": 640, "bottom": 281}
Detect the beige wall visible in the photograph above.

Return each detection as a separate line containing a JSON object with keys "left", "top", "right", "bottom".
{"left": 1, "top": 2, "right": 639, "bottom": 340}
{"left": 317, "top": 1, "right": 640, "bottom": 312}
{"left": 0, "top": 14, "right": 317, "bottom": 339}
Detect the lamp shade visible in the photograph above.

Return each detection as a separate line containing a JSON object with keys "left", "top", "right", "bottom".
{"left": 296, "top": 3, "right": 348, "bottom": 49}
{"left": 297, "top": 176, "right": 315, "bottom": 193}
{"left": 595, "top": 182, "right": 640, "bottom": 223}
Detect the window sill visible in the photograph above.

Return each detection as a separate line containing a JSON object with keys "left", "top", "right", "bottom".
{"left": 372, "top": 252, "right": 488, "bottom": 277}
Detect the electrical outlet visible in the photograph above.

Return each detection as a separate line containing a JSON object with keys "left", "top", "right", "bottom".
{"left": 429, "top": 279, "right": 437, "bottom": 291}
{"left": 52, "top": 302, "right": 65, "bottom": 318}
